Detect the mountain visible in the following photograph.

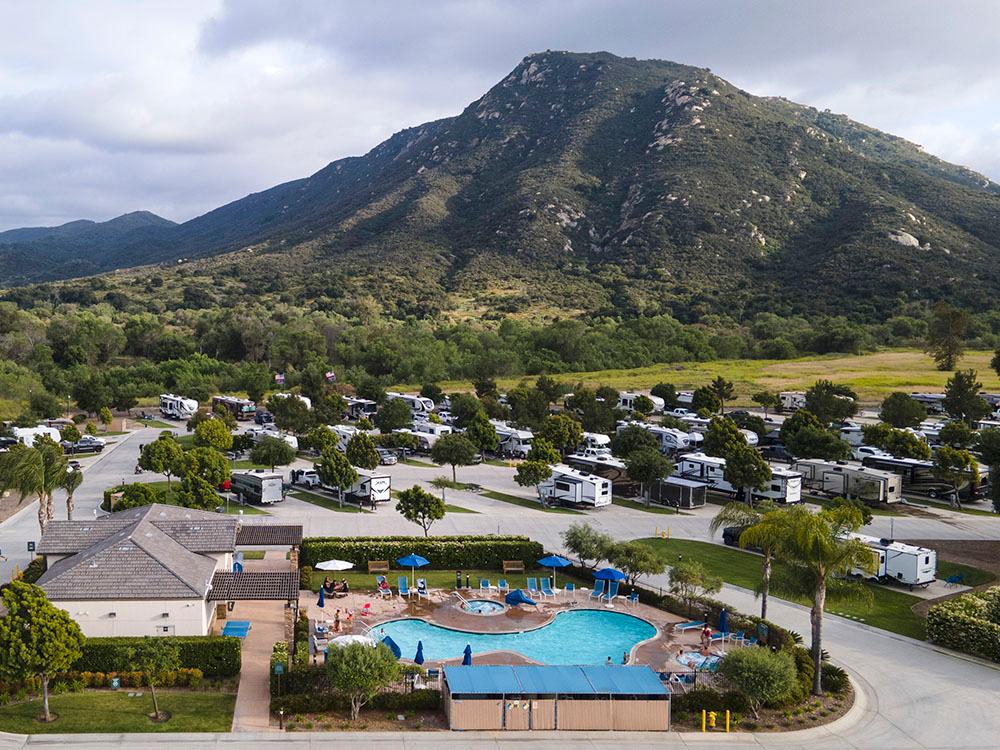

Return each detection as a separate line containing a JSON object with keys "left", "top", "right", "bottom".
{"left": 5, "top": 51, "right": 1000, "bottom": 322}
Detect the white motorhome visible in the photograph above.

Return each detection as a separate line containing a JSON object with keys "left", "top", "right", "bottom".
{"left": 564, "top": 452, "right": 629, "bottom": 484}
{"left": 385, "top": 392, "right": 435, "bottom": 416}
{"left": 673, "top": 452, "right": 802, "bottom": 504}
{"left": 414, "top": 421, "right": 453, "bottom": 438}
{"left": 392, "top": 427, "right": 440, "bottom": 451}
{"left": 579, "top": 432, "right": 612, "bottom": 456}
{"left": 231, "top": 469, "right": 284, "bottom": 505}
{"left": 248, "top": 427, "right": 299, "bottom": 451}
{"left": 13, "top": 425, "right": 61, "bottom": 446}
{"left": 974, "top": 419, "right": 1000, "bottom": 432}
{"left": 678, "top": 415, "right": 711, "bottom": 433}
{"left": 272, "top": 392, "right": 312, "bottom": 410}
{"left": 537, "top": 464, "right": 612, "bottom": 508}
{"left": 843, "top": 533, "right": 937, "bottom": 588}
{"left": 793, "top": 459, "right": 902, "bottom": 504}
{"left": 739, "top": 429, "right": 760, "bottom": 447}
{"left": 618, "top": 391, "right": 666, "bottom": 414}
{"left": 616, "top": 420, "right": 697, "bottom": 454}
{"left": 159, "top": 393, "right": 199, "bottom": 420}
{"left": 330, "top": 424, "right": 361, "bottom": 452}
{"left": 490, "top": 420, "right": 534, "bottom": 459}
{"left": 344, "top": 397, "right": 378, "bottom": 420}
{"left": 779, "top": 391, "right": 807, "bottom": 411}
{"left": 344, "top": 468, "right": 391, "bottom": 505}
{"left": 910, "top": 392, "right": 946, "bottom": 414}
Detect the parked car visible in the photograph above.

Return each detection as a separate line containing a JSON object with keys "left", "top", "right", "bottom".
{"left": 669, "top": 407, "right": 694, "bottom": 418}
{"left": 61, "top": 440, "right": 104, "bottom": 454}
{"left": 254, "top": 410, "right": 274, "bottom": 425}
{"left": 76, "top": 435, "right": 106, "bottom": 447}
{"left": 759, "top": 444, "right": 794, "bottom": 463}
{"left": 853, "top": 445, "right": 891, "bottom": 461}
{"left": 68, "top": 460, "right": 82, "bottom": 471}
{"left": 377, "top": 448, "right": 398, "bottom": 465}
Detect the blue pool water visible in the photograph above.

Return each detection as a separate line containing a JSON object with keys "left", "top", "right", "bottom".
{"left": 376, "top": 609, "right": 656, "bottom": 665}
{"left": 461, "top": 599, "right": 505, "bottom": 615}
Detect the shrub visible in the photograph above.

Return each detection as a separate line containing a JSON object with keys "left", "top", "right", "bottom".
{"left": 299, "top": 566, "right": 313, "bottom": 590}
{"left": 927, "top": 588, "right": 1000, "bottom": 662}
{"left": 671, "top": 687, "right": 748, "bottom": 715}
{"left": 786, "top": 646, "right": 815, "bottom": 704}
{"left": 717, "top": 647, "right": 797, "bottom": 717}
{"left": 72, "top": 636, "right": 241, "bottom": 677}
{"left": 299, "top": 536, "right": 543, "bottom": 570}
{"left": 271, "top": 688, "right": 441, "bottom": 715}
{"left": 19, "top": 556, "right": 46, "bottom": 584}
{"left": 820, "top": 663, "right": 849, "bottom": 694}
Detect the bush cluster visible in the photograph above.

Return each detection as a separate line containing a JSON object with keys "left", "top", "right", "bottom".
{"left": 271, "top": 688, "right": 441, "bottom": 715}
{"left": 299, "top": 536, "right": 543, "bottom": 570}
{"left": 72, "top": 636, "right": 241, "bottom": 677}
{"left": 927, "top": 587, "right": 1000, "bottom": 662}
{"left": 19, "top": 556, "right": 46, "bottom": 584}
{"left": 63, "top": 668, "right": 204, "bottom": 689}
{"left": 672, "top": 687, "right": 749, "bottom": 715}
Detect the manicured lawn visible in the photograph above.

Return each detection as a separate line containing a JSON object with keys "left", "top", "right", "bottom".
{"left": 240, "top": 550, "right": 267, "bottom": 559}
{"left": 401, "top": 458, "right": 436, "bottom": 467}
{"left": 0, "top": 690, "right": 236, "bottom": 733}
{"left": 175, "top": 434, "right": 195, "bottom": 449}
{"left": 444, "top": 503, "right": 478, "bottom": 514}
{"left": 635, "top": 537, "right": 927, "bottom": 640}
{"left": 137, "top": 419, "right": 175, "bottom": 429}
{"left": 614, "top": 497, "right": 684, "bottom": 515}
{"left": 936, "top": 560, "right": 997, "bottom": 588}
{"left": 305, "top": 567, "right": 550, "bottom": 593}
{"left": 220, "top": 503, "right": 269, "bottom": 516}
{"left": 484, "top": 458, "right": 516, "bottom": 467}
{"left": 230, "top": 459, "right": 272, "bottom": 470}
{"left": 289, "top": 489, "right": 370, "bottom": 513}
{"left": 479, "top": 490, "right": 582, "bottom": 515}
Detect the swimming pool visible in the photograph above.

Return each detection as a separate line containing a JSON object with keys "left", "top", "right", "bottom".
{"left": 376, "top": 609, "right": 656, "bottom": 665}
{"left": 460, "top": 599, "right": 506, "bottom": 615}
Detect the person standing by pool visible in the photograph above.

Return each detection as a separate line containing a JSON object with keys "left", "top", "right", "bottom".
{"left": 700, "top": 624, "right": 712, "bottom": 648}
{"left": 334, "top": 609, "right": 341, "bottom": 632}
{"left": 606, "top": 656, "right": 612, "bottom": 665}
{"left": 622, "top": 651, "right": 629, "bottom": 664}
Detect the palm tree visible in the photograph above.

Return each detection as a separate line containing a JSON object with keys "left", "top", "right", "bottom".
{"left": 768, "top": 505, "right": 875, "bottom": 695}
{"left": 0, "top": 443, "right": 68, "bottom": 534}
{"left": 60, "top": 468, "right": 84, "bottom": 521}
{"left": 709, "top": 501, "right": 784, "bottom": 620}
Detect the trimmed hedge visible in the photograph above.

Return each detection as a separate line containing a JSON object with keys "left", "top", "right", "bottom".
{"left": 20, "top": 556, "right": 46, "bottom": 584}
{"left": 72, "top": 636, "right": 242, "bottom": 677}
{"left": 299, "top": 535, "right": 543, "bottom": 570}
{"left": 272, "top": 688, "right": 441, "bottom": 715}
{"left": 927, "top": 587, "right": 1000, "bottom": 662}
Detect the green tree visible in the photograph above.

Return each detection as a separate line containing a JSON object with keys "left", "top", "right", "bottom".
{"left": 861, "top": 424, "right": 931, "bottom": 459}
{"left": 718, "top": 647, "right": 797, "bottom": 718}
{"left": 448, "top": 393, "right": 484, "bottom": 429}
{"left": 345, "top": 432, "right": 379, "bottom": 470}
{"left": 506, "top": 384, "right": 549, "bottom": 428}
{"left": 268, "top": 393, "right": 315, "bottom": 434}
{"left": 535, "top": 413, "right": 584, "bottom": 456}
{"left": 710, "top": 501, "right": 783, "bottom": 619}
{"left": 99, "top": 405, "right": 113, "bottom": 432}
{"left": 209, "top": 403, "right": 238, "bottom": 430}
{"left": 395, "top": 485, "right": 446, "bottom": 537}
{"left": 650, "top": 383, "right": 678, "bottom": 409}
{"left": 420, "top": 383, "right": 444, "bottom": 404}
{"left": 781, "top": 411, "right": 851, "bottom": 460}
{"left": 139, "top": 436, "right": 184, "bottom": 487}
{"left": 131, "top": 637, "right": 181, "bottom": 721}
{"left": 316, "top": 448, "right": 358, "bottom": 508}
{"left": 194, "top": 419, "right": 233, "bottom": 452}
{"left": 724, "top": 444, "right": 772, "bottom": 504}
{"left": 829, "top": 496, "right": 874, "bottom": 526}
{"left": 610, "top": 424, "right": 658, "bottom": 459}
{"left": 239, "top": 362, "right": 271, "bottom": 404}
{"left": 29, "top": 390, "right": 63, "bottom": 420}
{"left": 111, "top": 482, "right": 160, "bottom": 511}
{"left": 249, "top": 436, "right": 296, "bottom": 471}
{"left": 932, "top": 446, "right": 978, "bottom": 509}
{"left": 60, "top": 424, "right": 82, "bottom": 443}
{"left": 606, "top": 540, "right": 666, "bottom": 586}
{"left": 59, "top": 467, "right": 84, "bottom": 520}
{"left": 939, "top": 421, "right": 976, "bottom": 449}
{"left": 560, "top": 521, "right": 613, "bottom": 570}
{"left": 804, "top": 380, "right": 857, "bottom": 425}
{"left": 306, "top": 425, "right": 338, "bottom": 454}
{"left": 709, "top": 375, "right": 735, "bottom": 414}
{"left": 0, "top": 442, "right": 68, "bottom": 533}
{"left": 514, "top": 460, "right": 552, "bottom": 499}
{"left": 632, "top": 394, "right": 655, "bottom": 418}
{"left": 535, "top": 374, "right": 565, "bottom": 405}
{"left": 526, "top": 437, "right": 560, "bottom": 464}
{"left": 943, "top": 369, "right": 990, "bottom": 426}
{"left": 181, "top": 447, "right": 230, "bottom": 487}
{"left": 0, "top": 582, "right": 85, "bottom": 722}
{"left": 976, "top": 428, "right": 1000, "bottom": 514}
{"left": 326, "top": 642, "right": 401, "bottom": 720}
{"left": 430, "top": 433, "right": 478, "bottom": 482}
{"left": 751, "top": 390, "right": 780, "bottom": 417}
{"left": 624, "top": 448, "right": 672, "bottom": 506}
{"left": 702, "top": 416, "right": 746, "bottom": 460}
{"left": 180, "top": 474, "right": 222, "bottom": 509}
{"left": 879, "top": 392, "right": 927, "bottom": 429}
{"left": 668, "top": 560, "right": 723, "bottom": 616}
{"left": 691, "top": 386, "right": 721, "bottom": 415}
{"left": 373, "top": 398, "right": 413, "bottom": 433}
{"left": 768, "top": 505, "right": 874, "bottom": 695}
{"left": 464, "top": 411, "right": 499, "bottom": 457}
{"left": 925, "top": 301, "right": 970, "bottom": 371}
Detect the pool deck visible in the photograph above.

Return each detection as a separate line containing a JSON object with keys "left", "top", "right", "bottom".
{"left": 302, "top": 584, "right": 730, "bottom": 674}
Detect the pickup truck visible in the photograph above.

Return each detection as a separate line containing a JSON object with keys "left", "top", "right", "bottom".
{"left": 669, "top": 407, "right": 694, "bottom": 418}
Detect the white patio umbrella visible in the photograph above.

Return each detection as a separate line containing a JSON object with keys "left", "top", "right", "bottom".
{"left": 315, "top": 559, "right": 354, "bottom": 571}
{"left": 329, "top": 634, "right": 376, "bottom": 648}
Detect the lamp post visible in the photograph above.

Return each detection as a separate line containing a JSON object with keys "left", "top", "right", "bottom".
{"left": 278, "top": 708, "right": 284, "bottom": 730}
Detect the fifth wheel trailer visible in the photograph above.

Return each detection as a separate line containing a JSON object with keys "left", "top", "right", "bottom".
{"left": 537, "top": 465, "right": 612, "bottom": 508}
{"left": 159, "top": 393, "right": 199, "bottom": 420}
{"left": 673, "top": 452, "right": 802, "bottom": 504}
{"left": 792, "top": 459, "right": 902, "bottom": 504}
{"left": 842, "top": 533, "right": 937, "bottom": 588}
{"left": 231, "top": 470, "right": 285, "bottom": 505}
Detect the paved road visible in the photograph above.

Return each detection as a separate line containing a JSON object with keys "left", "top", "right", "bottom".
{"left": 4, "top": 429, "right": 1000, "bottom": 747}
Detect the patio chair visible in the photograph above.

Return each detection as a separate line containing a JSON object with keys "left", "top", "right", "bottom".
{"left": 498, "top": 579, "right": 509, "bottom": 594}
{"left": 728, "top": 630, "right": 745, "bottom": 645}
{"left": 416, "top": 578, "right": 430, "bottom": 600}
{"left": 626, "top": 591, "right": 639, "bottom": 607}
{"left": 564, "top": 582, "right": 576, "bottom": 599}
{"left": 527, "top": 577, "right": 541, "bottom": 597}
{"left": 540, "top": 578, "right": 555, "bottom": 598}
{"left": 480, "top": 578, "right": 493, "bottom": 593}
{"left": 360, "top": 602, "right": 372, "bottom": 618}
{"left": 709, "top": 631, "right": 725, "bottom": 644}
{"left": 589, "top": 580, "right": 606, "bottom": 601}
{"left": 674, "top": 620, "right": 706, "bottom": 631}
{"left": 743, "top": 636, "right": 758, "bottom": 647}
{"left": 603, "top": 580, "right": 620, "bottom": 605}
{"left": 944, "top": 574, "right": 963, "bottom": 588}
{"left": 374, "top": 575, "right": 392, "bottom": 598}
{"left": 398, "top": 577, "right": 413, "bottom": 598}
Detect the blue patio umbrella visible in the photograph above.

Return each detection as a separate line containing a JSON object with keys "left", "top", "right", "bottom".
{"left": 537, "top": 554, "right": 572, "bottom": 588}
{"left": 381, "top": 635, "right": 401, "bottom": 659}
{"left": 396, "top": 553, "right": 430, "bottom": 587}
{"left": 317, "top": 586, "right": 325, "bottom": 608}
{"left": 414, "top": 640, "right": 425, "bottom": 665}
{"left": 504, "top": 589, "right": 538, "bottom": 607}
{"left": 593, "top": 567, "right": 627, "bottom": 582}
{"left": 718, "top": 608, "right": 729, "bottom": 635}
{"left": 462, "top": 644, "right": 473, "bottom": 666}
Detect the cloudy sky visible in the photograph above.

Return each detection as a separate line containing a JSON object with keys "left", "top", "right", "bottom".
{"left": 1, "top": 0, "right": 998, "bottom": 230}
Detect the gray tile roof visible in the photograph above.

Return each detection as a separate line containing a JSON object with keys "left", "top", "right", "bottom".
{"left": 235, "top": 524, "right": 303, "bottom": 547}
{"left": 208, "top": 571, "right": 299, "bottom": 601}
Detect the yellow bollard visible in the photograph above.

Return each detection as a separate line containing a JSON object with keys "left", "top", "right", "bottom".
{"left": 725, "top": 710, "right": 730, "bottom": 733}
{"left": 701, "top": 710, "right": 706, "bottom": 732}
{"left": 708, "top": 711, "right": 717, "bottom": 730}
{"left": 667, "top": 526, "right": 671, "bottom": 540}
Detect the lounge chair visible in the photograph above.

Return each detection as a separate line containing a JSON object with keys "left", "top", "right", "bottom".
{"left": 416, "top": 578, "right": 430, "bottom": 600}
{"left": 540, "top": 578, "right": 555, "bottom": 598}
{"left": 480, "top": 578, "right": 492, "bottom": 593}
{"left": 374, "top": 575, "right": 392, "bottom": 598}
{"left": 709, "top": 631, "right": 725, "bottom": 644}
{"left": 564, "top": 582, "right": 576, "bottom": 599}
{"left": 498, "top": 579, "right": 509, "bottom": 594}
{"left": 728, "top": 630, "right": 745, "bottom": 645}
{"left": 527, "top": 577, "right": 541, "bottom": 597}
{"left": 604, "top": 580, "right": 620, "bottom": 605}
{"left": 674, "top": 620, "right": 706, "bottom": 631}
{"left": 626, "top": 591, "right": 639, "bottom": 607}
{"left": 360, "top": 602, "right": 372, "bottom": 618}
{"left": 589, "top": 580, "right": 606, "bottom": 601}
{"left": 744, "top": 636, "right": 758, "bottom": 647}
{"left": 398, "top": 577, "right": 413, "bottom": 598}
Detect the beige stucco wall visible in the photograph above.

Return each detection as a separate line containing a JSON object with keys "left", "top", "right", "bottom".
{"left": 53, "top": 598, "right": 215, "bottom": 637}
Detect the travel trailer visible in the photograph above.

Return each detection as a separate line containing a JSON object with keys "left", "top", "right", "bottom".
{"left": 673, "top": 452, "right": 802, "bottom": 504}
{"left": 248, "top": 426, "right": 299, "bottom": 451}
{"left": 839, "top": 424, "right": 865, "bottom": 447}
{"left": 862, "top": 455, "right": 990, "bottom": 501}
{"left": 490, "top": 420, "right": 534, "bottom": 459}
{"left": 344, "top": 468, "right": 391, "bottom": 505}
{"left": 842, "top": 533, "right": 937, "bottom": 588}
{"left": 212, "top": 396, "right": 256, "bottom": 421}
{"left": 618, "top": 391, "right": 666, "bottom": 414}
{"left": 13, "top": 425, "right": 61, "bottom": 446}
{"left": 909, "top": 392, "right": 946, "bottom": 414}
{"left": 564, "top": 452, "right": 629, "bottom": 484}
{"left": 159, "top": 393, "right": 199, "bottom": 420}
{"left": 793, "top": 459, "right": 902, "bottom": 504}
{"left": 344, "top": 397, "right": 378, "bottom": 420}
{"left": 272, "top": 392, "right": 312, "bottom": 410}
{"left": 385, "top": 392, "right": 435, "bottom": 416}
{"left": 779, "top": 392, "right": 807, "bottom": 411}
{"left": 617, "top": 421, "right": 700, "bottom": 454}
{"left": 230, "top": 470, "right": 284, "bottom": 505}
{"left": 649, "top": 476, "right": 707, "bottom": 509}
{"left": 537, "top": 464, "right": 612, "bottom": 508}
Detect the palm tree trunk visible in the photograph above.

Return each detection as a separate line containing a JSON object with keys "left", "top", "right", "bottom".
{"left": 37, "top": 494, "right": 49, "bottom": 534}
{"left": 760, "top": 552, "right": 771, "bottom": 620}
{"left": 66, "top": 492, "right": 74, "bottom": 520}
{"left": 46, "top": 493, "right": 55, "bottom": 522}
{"left": 811, "top": 580, "right": 826, "bottom": 696}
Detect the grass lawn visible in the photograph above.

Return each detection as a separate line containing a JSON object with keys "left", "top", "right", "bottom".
{"left": 220, "top": 503, "right": 269, "bottom": 516}
{"left": 137, "top": 419, "right": 175, "bottom": 429}
{"left": 0, "top": 690, "right": 236, "bottom": 733}
{"left": 230, "top": 459, "right": 272, "bottom": 470}
{"left": 401, "top": 458, "right": 436, "bottom": 467}
{"left": 305, "top": 567, "right": 550, "bottom": 593}
{"left": 484, "top": 458, "right": 517, "bottom": 467}
{"left": 635, "top": 537, "right": 927, "bottom": 640}
{"left": 936, "top": 560, "right": 997, "bottom": 588}
{"left": 240, "top": 550, "right": 267, "bottom": 559}
{"left": 614, "top": 496, "right": 684, "bottom": 515}
{"left": 480, "top": 489, "right": 582, "bottom": 515}
{"left": 289, "top": 489, "right": 370, "bottom": 513}
{"left": 175, "top": 434, "right": 195, "bottom": 449}
{"left": 444, "top": 503, "right": 478, "bottom": 514}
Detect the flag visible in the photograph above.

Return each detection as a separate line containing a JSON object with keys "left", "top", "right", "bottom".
{"left": 325, "top": 371, "right": 336, "bottom": 382}
{"left": 274, "top": 372, "right": 285, "bottom": 384}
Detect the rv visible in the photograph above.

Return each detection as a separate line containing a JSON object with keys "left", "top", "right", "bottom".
{"left": 385, "top": 392, "right": 435, "bottom": 416}
{"left": 843, "top": 533, "right": 937, "bottom": 588}
{"left": 793, "top": 459, "right": 902, "bottom": 504}
{"left": 740, "top": 429, "right": 760, "bottom": 448}
{"left": 564, "top": 452, "right": 629, "bottom": 484}
{"left": 673, "top": 452, "right": 803, "bottom": 504}
{"left": 618, "top": 391, "right": 666, "bottom": 414}
{"left": 617, "top": 421, "right": 700, "bottom": 454}
{"left": 779, "top": 392, "right": 807, "bottom": 411}
{"left": 272, "top": 392, "right": 312, "bottom": 411}
{"left": 649, "top": 476, "right": 708, "bottom": 508}
{"left": 248, "top": 426, "right": 299, "bottom": 451}
{"left": 13, "top": 425, "right": 61, "bottom": 446}
{"left": 579, "top": 432, "right": 612, "bottom": 456}
{"left": 677, "top": 391, "right": 694, "bottom": 406}
{"left": 974, "top": 419, "right": 1000, "bottom": 432}
{"left": 231, "top": 470, "right": 285, "bottom": 505}
{"left": 537, "top": 464, "right": 612, "bottom": 508}
{"left": 678, "top": 415, "right": 712, "bottom": 433}
{"left": 909, "top": 392, "right": 946, "bottom": 414}
{"left": 861, "top": 454, "right": 990, "bottom": 501}
{"left": 392, "top": 425, "right": 447, "bottom": 452}
{"left": 344, "top": 397, "right": 378, "bottom": 420}
{"left": 343, "top": 468, "right": 391, "bottom": 505}
{"left": 490, "top": 420, "right": 534, "bottom": 459}
{"left": 159, "top": 393, "right": 199, "bottom": 420}
{"left": 212, "top": 396, "right": 256, "bottom": 421}
{"left": 414, "top": 421, "right": 453, "bottom": 439}
{"left": 839, "top": 424, "right": 865, "bottom": 447}
{"left": 328, "top": 424, "right": 380, "bottom": 453}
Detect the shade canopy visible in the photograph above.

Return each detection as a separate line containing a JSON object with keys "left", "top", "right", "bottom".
{"left": 593, "top": 567, "right": 627, "bottom": 581}
{"left": 382, "top": 635, "right": 402, "bottom": 658}
{"left": 330, "top": 634, "right": 375, "bottom": 648}
{"left": 317, "top": 587, "right": 325, "bottom": 608}
{"left": 462, "top": 644, "right": 473, "bottom": 666}
{"left": 718, "top": 608, "right": 729, "bottom": 635}
{"left": 537, "top": 555, "right": 572, "bottom": 568}
{"left": 415, "top": 641, "right": 425, "bottom": 665}
{"left": 396, "top": 554, "right": 430, "bottom": 568}
{"left": 505, "top": 589, "right": 538, "bottom": 607}
{"left": 315, "top": 559, "right": 354, "bottom": 571}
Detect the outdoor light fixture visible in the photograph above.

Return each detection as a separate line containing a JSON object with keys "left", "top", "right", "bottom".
{"left": 161, "top": 612, "right": 170, "bottom": 618}
{"left": 108, "top": 612, "right": 116, "bottom": 618}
